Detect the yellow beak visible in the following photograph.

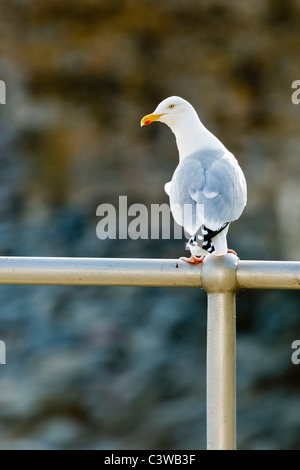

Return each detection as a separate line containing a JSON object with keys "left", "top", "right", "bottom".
{"left": 140, "top": 113, "right": 164, "bottom": 127}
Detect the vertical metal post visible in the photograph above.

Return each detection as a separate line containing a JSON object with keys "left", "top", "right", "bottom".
{"left": 202, "top": 254, "right": 238, "bottom": 451}
{"left": 206, "top": 291, "right": 236, "bottom": 450}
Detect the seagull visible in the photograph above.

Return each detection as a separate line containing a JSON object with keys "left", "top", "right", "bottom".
{"left": 140, "top": 96, "right": 247, "bottom": 264}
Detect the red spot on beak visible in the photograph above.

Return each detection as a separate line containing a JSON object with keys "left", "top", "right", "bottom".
{"left": 144, "top": 120, "right": 151, "bottom": 125}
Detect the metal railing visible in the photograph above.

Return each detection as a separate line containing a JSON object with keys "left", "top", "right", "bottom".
{"left": 0, "top": 254, "right": 299, "bottom": 450}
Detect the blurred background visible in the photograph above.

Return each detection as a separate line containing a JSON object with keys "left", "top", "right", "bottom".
{"left": 0, "top": 0, "right": 299, "bottom": 450}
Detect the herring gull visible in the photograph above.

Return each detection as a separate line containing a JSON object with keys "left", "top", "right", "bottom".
{"left": 141, "top": 96, "right": 247, "bottom": 264}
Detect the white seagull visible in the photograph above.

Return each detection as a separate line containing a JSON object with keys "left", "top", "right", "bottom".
{"left": 141, "top": 96, "right": 247, "bottom": 264}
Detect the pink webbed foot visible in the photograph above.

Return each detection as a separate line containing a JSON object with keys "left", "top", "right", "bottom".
{"left": 179, "top": 254, "right": 206, "bottom": 264}
{"left": 227, "top": 249, "right": 239, "bottom": 258}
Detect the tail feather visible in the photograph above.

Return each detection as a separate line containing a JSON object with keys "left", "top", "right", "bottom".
{"left": 186, "top": 222, "right": 229, "bottom": 255}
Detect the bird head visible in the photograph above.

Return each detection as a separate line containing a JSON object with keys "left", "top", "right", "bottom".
{"left": 140, "top": 96, "right": 197, "bottom": 131}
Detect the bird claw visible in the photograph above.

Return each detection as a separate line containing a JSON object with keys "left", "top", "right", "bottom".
{"left": 180, "top": 250, "right": 238, "bottom": 265}
{"left": 179, "top": 254, "right": 206, "bottom": 264}
{"left": 227, "top": 249, "right": 239, "bottom": 258}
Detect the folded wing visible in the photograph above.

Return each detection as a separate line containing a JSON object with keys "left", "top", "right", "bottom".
{"left": 169, "top": 148, "right": 247, "bottom": 235}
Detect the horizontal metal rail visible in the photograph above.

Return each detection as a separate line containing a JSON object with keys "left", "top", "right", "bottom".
{"left": 0, "top": 256, "right": 299, "bottom": 289}
{"left": 237, "top": 260, "right": 300, "bottom": 290}
{"left": 0, "top": 254, "right": 298, "bottom": 451}
{"left": 0, "top": 257, "right": 200, "bottom": 287}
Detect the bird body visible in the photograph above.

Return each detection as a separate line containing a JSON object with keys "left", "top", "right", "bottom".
{"left": 141, "top": 96, "right": 247, "bottom": 262}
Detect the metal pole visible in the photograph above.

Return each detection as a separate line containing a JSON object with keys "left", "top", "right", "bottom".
{"left": 0, "top": 257, "right": 202, "bottom": 287}
{"left": 0, "top": 256, "right": 299, "bottom": 290}
{"left": 206, "top": 291, "right": 236, "bottom": 450}
{"left": 202, "top": 254, "right": 238, "bottom": 450}
{"left": 237, "top": 260, "right": 300, "bottom": 290}
{"left": 0, "top": 254, "right": 299, "bottom": 451}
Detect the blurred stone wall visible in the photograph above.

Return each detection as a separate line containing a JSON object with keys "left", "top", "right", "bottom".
{"left": 0, "top": 0, "right": 299, "bottom": 449}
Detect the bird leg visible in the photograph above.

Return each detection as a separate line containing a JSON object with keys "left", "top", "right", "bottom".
{"left": 179, "top": 254, "right": 206, "bottom": 264}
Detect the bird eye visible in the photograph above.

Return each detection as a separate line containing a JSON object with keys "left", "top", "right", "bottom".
{"left": 168, "top": 104, "right": 174, "bottom": 109}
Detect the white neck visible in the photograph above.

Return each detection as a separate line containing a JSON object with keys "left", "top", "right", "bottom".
{"left": 169, "top": 114, "right": 225, "bottom": 161}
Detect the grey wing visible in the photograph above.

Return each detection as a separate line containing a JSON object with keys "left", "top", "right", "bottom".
{"left": 169, "top": 149, "right": 247, "bottom": 234}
